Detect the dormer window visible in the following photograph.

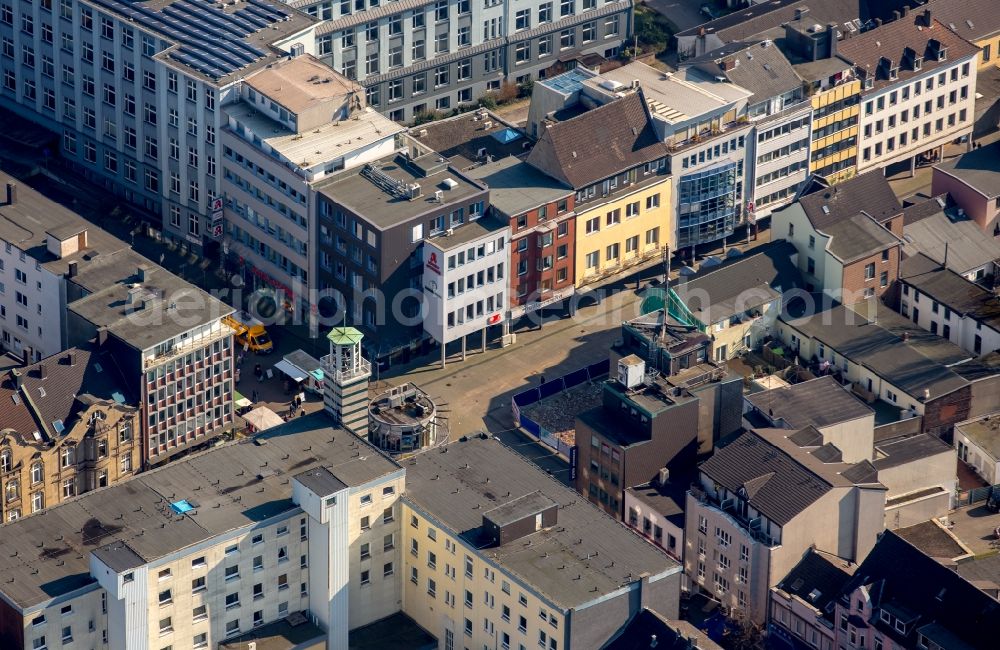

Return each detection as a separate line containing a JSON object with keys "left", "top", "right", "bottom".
{"left": 889, "top": 66, "right": 899, "bottom": 80}
{"left": 937, "top": 47, "right": 947, "bottom": 61}
{"left": 913, "top": 56, "right": 922, "bottom": 70}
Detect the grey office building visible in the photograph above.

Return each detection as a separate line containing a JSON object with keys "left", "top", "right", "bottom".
{"left": 299, "top": 0, "right": 632, "bottom": 121}
{"left": 0, "top": 0, "right": 317, "bottom": 252}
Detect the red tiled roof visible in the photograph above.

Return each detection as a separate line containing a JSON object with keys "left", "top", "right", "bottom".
{"left": 838, "top": 14, "right": 980, "bottom": 94}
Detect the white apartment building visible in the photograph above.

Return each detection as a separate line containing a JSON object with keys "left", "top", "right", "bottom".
{"left": 421, "top": 214, "right": 510, "bottom": 360}
{"left": 899, "top": 254, "right": 1000, "bottom": 357}
{"left": 681, "top": 40, "right": 811, "bottom": 220}
{"left": 292, "top": 0, "right": 632, "bottom": 122}
{"left": 1, "top": 415, "right": 404, "bottom": 650}
{"left": 0, "top": 173, "right": 129, "bottom": 360}
{"left": 838, "top": 10, "right": 979, "bottom": 177}
{"left": 222, "top": 54, "right": 404, "bottom": 325}
{"left": 0, "top": 0, "right": 318, "bottom": 253}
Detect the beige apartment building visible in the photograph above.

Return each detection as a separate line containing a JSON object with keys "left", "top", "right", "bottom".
{"left": 0, "top": 344, "right": 140, "bottom": 522}
{"left": 685, "top": 428, "right": 885, "bottom": 624}
{"left": 401, "top": 434, "right": 683, "bottom": 650}
{"left": 0, "top": 409, "right": 683, "bottom": 649}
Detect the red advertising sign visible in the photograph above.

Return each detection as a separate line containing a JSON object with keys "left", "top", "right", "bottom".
{"left": 426, "top": 252, "right": 441, "bottom": 275}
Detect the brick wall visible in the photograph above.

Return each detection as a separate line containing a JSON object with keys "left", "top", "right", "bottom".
{"left": 842, "top": 244, "right": 900, "bottom": 303}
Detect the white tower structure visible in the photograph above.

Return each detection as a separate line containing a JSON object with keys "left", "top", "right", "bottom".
{"left": 322, "top": 327, "right": 372, "bottom": 437}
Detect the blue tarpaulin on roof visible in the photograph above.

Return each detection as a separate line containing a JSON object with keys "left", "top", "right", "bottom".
{"left": 491, "top": 128, "right": 522, "bottom": 144}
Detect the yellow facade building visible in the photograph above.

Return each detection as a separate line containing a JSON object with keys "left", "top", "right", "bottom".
{"left": 808, "top": 78, "right": 861, "bottom": 184}
{"left": 525, "top": 91, "right": 674, "bottom": 290}
{"left": 574, "top": 177, "right": 673, "bottom": 286}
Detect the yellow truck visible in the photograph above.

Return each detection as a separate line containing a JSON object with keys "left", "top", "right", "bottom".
{"left": 223, "top": 311, "right": 274, "bottom": 354}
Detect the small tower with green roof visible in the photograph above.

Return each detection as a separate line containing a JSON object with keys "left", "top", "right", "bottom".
{"left": 322, "top": 326, "right": 372, "bottom": 437}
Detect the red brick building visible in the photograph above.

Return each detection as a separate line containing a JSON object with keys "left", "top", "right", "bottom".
{"left": 469, "top": 157, "right": 576, "bottom": 319}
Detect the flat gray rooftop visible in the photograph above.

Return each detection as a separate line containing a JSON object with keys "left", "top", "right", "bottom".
{"left": 468, "top": 157, "right": 571, "bottom": 218}
{"left": 0, "top": 171, "right": 129, "bottom": 275}
{"left": 67, "top": 249, "right": 232, "bottom": 351}
{"left": 427, "top": 214, "right": 508, "bottom": 251}
{"left": 403, "top": 435, "right": 679, "bottom": 609}
{"left": 745, "top": 375, "right": 873, "bottom": 430}
{"left": 0, "top": 412, "right": 400, "bottom": 611}
{"left": 316, "top": 154, "right": 485, "bottom": 231}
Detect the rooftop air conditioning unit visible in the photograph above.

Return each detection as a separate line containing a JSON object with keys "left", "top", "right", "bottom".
{"left": 446, "top": 228, "right": 454, "bottom": 236}
{"left": 434, "top": 190, "right": 444, "bottom": 202}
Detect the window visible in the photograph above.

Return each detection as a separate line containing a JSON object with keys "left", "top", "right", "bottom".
{"left": 159, "top": 617, "right": 173, "bottom": 635}
{"left": 864, "top": 263, "right": 875, "bottom": 280}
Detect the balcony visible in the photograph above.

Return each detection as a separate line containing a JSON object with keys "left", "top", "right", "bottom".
{"left": 689, "top": 485, "right": 780, "bottom": 547}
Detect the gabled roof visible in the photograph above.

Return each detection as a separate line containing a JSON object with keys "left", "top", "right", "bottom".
{"left": 685, "top": 41, "right": 803, "bottom": 104}
{"left": 776, "top": 548, "right": 856, "bottom": 619}
{"left": 928, "top": 0, "right": 1000, "bottom": 40}
{"left": 838, "top": 14, "right": 980, "bottom": 94}
{"left": 0, "top": 342, "right": 134, "bottom": 445}
{"left": 902, "top": 196, "right": 1000, "bottom": 274}
{"left": 840, "top": 531, "right": 1000, "bottom": 649}
{"left": 900, "top": 253, "right": 1000, "bottom": 332}
{"left": 798, "top": 170, "right": 902, "bottom": 229}
{"left": 676, "top": 0, "right": 864, "bottom": 41}
{"left": 822, "top": 213, "right": 900, "bottom": 262}
{"left": 674, "top": 240, "right": 801, "bottom": 325}
{"left": 700, "top": 430, "right": 835, "bottom": 525}
{"left": 525, "top": 91, "right": 669, "bottom": 189}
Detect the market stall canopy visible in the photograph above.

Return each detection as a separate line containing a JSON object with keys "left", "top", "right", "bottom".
{"left": 273, "top": 359, "right": 308, "bottom": 383}
{"left": 243, "top": 406, "right": 284, "bottom": 431}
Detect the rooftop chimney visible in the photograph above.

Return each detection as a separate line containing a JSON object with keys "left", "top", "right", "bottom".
{"left": 902, "top": 5, "right": 909, "bottom": 17}
{"left": 720, "top": 58, "right": 737, "bottom": 71}
{"left": 794, "top": 7, "right": 809, "bottom": 21}
{"left": 66, "top": 351, "right": 76, "bottom": 366}
{"left": 827, "top": 23, "right": 838, "bottom": 58}
{"left": 22, "top": 347, "right": 31, "bottom": 366}
{"left": 136, "top": 267, "right": 146, "bottom": 283}
{"left": 892, "top": 10, "right": 900, "bottom": 21}
{"left": 5, "top": 182, "right": 16, "bottom": 205}
{"left": 66, "top": 261, "right": 78, "bottom": 279}
{"left": 922, "top": 8, "right": 932, "bottom": 27}
{"left": 37, "top": 363, "right": 46, "bottom": 380}
{"left": 875, "top": 17, "right": 883, "bottom": 27}
{"left": 10, "top": 368, "right": 21, "bottom": 389}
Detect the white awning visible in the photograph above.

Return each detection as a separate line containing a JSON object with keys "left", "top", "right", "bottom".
{"left": 273, "top": 359, "right": 308, "bottom": 383}
{"left": 243, "top": 406, "right": 285, "bottom": 431}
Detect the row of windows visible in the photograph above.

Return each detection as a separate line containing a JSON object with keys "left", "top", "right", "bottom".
{"left": 861, "top": 110, "right": 968, "bottom": 161}
{"left": 863, "top": 63, "right": 971, "bottom": 116}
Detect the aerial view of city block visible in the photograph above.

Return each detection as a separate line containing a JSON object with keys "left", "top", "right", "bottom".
{"left": 0, "top": 0, "right": 999, "bottom": 647}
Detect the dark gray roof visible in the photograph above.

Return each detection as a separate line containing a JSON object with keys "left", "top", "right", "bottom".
{"left": 315, "top": 153, "right": 486, "bottom": 230}
{"left": 854, "top": 301, "right": 971, "bottom": 367}
{"left": 746, "top": 376, "right": 874, "bottom": 430}
{"left": 427, "top": 214, "right": 509, "bottom": 251}
{"left": 409, "top": 111, "right": 529, "bottom": 169}
{"left": 700, "top": 430, "right": 835, "bottom": 525}
{"left": 895, "top": 520, "right": 970, "bottom": 560}
{"left": 67, "top": 249, "right": 233, "bottom": 352}
{"left": 675, "top": 240, "right": 801, "bottom": 325}
{"left": 927, "top": 0, "right": 1000, "bottom": 41}
{"left": 467, "top": 157, "right": 572, "bottom": 218}
{"left": 935, "top": 141, "right": 1000, "bottom": 198}
{"left": 0, "top": 171, "right": 129, "bottom": 276}
{"left": 840, "top": 531, "right": 1000, "bottom": 650}
{"left": 782, "top": 303, "right": 970, "bottom": 399}
{"left": 603, "top": 610, "right": 721, "bottom": 650}
{"left": 823, "top": 213, "right": 899, "bottom": 263}
{"left": 872, "top": 433, "right": 953, "bottom": 470}
{"left": 526, "top": 92, "right": 670, "bottom": 189}
{"left": 685, "top": 41, "right": 803, "bottom": 103}
{"left": 0, "top": 412, "right": 400, "bottom": 610}
{"left": 955, "top": 553, "right": 1000, "bottom": 589}
{"left": 402, "top": 435, "right": 680, "bottom": 609}
{"left": 294, "top": 466, "right": 348, "bottom": 497}
{"left": 624, "top": 480, "right": 688, "bottom": 524}
{"left": 798, "top": 171, "right": 903, "bottom": 229}
{"left": 676, "top": 0, "right": 864, "bottom": 40}
{"left": 776, "top": 548, "right": 856, "bottom": 618}
{"left": 900, "top": 254, "right": 1000, "bottom": 332}
{"left": 91, "top": 541, "right": 146, "bottom": 574}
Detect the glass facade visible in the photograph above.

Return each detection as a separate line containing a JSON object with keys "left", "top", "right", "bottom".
{"left": 677, "top": 162, "right": 739, "bottom": 247}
